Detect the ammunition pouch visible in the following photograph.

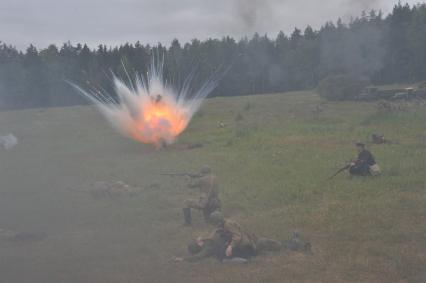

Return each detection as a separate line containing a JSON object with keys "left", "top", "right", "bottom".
{"left": 369, "top": 164, "right": 381, "bottom": 176}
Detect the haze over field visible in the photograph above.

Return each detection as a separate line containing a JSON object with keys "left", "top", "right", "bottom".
{"left": 0, "top": 0, "right": 420, "bottom": 49}
{"left": 1, "top": 0, "right": 426, "bottom": 282}
{"left": 1, "top": 92, "right": 426, "bottom": 282}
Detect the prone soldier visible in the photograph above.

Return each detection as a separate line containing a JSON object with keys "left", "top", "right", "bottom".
{"left": 174, "top": 212, "right": 304, "bottom": 262}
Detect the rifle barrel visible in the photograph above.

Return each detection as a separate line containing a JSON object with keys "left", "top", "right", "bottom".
{"left": 327, "top": 164, "right": 350, "bottom": 180}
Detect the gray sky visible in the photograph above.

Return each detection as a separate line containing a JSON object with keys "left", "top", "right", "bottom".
{"left": 0, "top": 0, "right": 421, "bottom": 50}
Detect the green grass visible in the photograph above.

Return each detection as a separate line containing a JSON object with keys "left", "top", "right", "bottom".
{"left": 0, "top": 90, "right": 425, "bottom": 282}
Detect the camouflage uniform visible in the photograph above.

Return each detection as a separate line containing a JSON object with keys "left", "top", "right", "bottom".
{"left": 184, "top": 173, "right": 221, "bottom": 221}
{"left": 220, "top": 219, "right": 282, "bottom": 258}
{"left": 183, "top": 229, "right": 229, "bottom": 262}
{"left": 181, "top": 217, "right": 309, "bottom": 262}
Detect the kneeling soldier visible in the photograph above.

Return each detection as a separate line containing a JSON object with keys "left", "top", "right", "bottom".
{"left": 182, "top": 166, "right": 221, "bottom": 225}
{"left": 349, "top": 143, "right": 381, "bottom": 176}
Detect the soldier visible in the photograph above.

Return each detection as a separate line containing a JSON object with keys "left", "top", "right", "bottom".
{"left": 173, "top": 227, "right": 230, "bottom": 262}
{"left": 371, "top": 133, "right": 385, "bottom": 144}
{"left": 210, "top": 212, "right": 283, "bottom": 259}
{"left": 180, "top": 212, "right": 282, "bottom": 261}
{"left": 173, "top": 212, "right": 312, "bottom": 262}
{"left": 349, "top": 143, "right": 381, "bottom": 176}
{"left": 282, "top": 231, "right": 312, "bottom": 254}
{"left": 182, "top": 165, "right": 221, "bottom": 225}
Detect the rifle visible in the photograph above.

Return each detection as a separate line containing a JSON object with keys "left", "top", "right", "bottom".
{"left": 160, "top": 172, "right": 202, "bottom": 178}
{"left": 327, "top": 164, "right": 351, "bottom": 181}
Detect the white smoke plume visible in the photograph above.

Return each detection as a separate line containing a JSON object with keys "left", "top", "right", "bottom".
{"left": 70, "top": 58, "right": 222, "bottom": 147}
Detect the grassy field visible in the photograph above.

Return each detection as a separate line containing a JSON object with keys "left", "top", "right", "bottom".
{"left": 0, "top": 91, "right": 425, "bottom": 283}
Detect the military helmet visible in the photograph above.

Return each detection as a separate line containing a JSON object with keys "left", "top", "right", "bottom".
{"left": 187, "top": 239, "right": 202, "bottom": 254}
{"left": 199, "top": 165, "right": 211, "bottom": 175}
{"left": 209, "top": 211, "right": 224, "bottom": 225}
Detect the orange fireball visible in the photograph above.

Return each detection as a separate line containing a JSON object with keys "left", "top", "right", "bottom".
{"left": 71, "top": 59, "right": 220, "bottom": 147}
{"left": 126, "top": 94, "right": 190, "bottom": 146}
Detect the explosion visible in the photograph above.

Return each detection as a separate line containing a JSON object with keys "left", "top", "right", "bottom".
{"left": 71, "top": 60, "right": 220, "bottom": 147}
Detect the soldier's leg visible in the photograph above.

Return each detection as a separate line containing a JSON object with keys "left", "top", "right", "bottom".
{"left": 349, "top": 166, "right": 363, "bottom": 176}
{"left": 184, "top": 199, "right": 204, "bottom": 210}
{"left": 256, "top": 237, "right": 282, "bottom": 253}
{"left": 203, "top": 198, "right": 222, "bottom": 222}
{"left": 351, "top": 164, "right": 370, "bottom": 176}
{"left": 203, "top": 206, "right": 220, "bottom": 222}
{"left": 232, "top": 245, "right": 257, "bottom": 258}
{"left": 183, "top": 199, "right": 198, "bottom": 225}
{"left": 183, "top": 199, "right": 204, "bottom": 225}
{"left": 182, "top": 207, "right": 192, "bottom": 225}
{"left": 361, "top": 164, "right": 372, "bottom": 176}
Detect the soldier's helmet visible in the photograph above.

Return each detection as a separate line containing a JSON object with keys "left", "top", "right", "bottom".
{"left": 199, "top": 165, "right": 212, "bottom": 176}
{"left": 188, "top": 239, "right": 202, "bottom": 254}
{"left": 209, "top": 211, "right": 224, "bottom": 225}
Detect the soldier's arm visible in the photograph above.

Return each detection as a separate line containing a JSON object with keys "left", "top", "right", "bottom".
{"left": 205, "top": 229, "right": 219, "bottom": 240}
{"left": 225, "top": 221, "right": 243, "bottom": 248}
{"left": 183, "top": 245, "right": 214, "bottom": 262}
{"left": 198, "top": 195, "right": 209, "bottom": 208}
{"left": 353, "top": 155, "right": 364, "bottom": 166}
{"left": 188, "top": 178, "right": 201, "bottom": 188}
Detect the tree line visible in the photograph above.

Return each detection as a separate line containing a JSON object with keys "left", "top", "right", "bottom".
{"left": 0, "top": 3, "right": 425, "bottom": 109}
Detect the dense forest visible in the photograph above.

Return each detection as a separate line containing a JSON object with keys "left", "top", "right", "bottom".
{"left": 0, "top": 3, "right": 425, "bottom": 109}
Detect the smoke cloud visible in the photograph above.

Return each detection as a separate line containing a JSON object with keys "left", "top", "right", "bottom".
{"left": 320, "top": 22, "right": 385, "bottom": 80}
{"left": 232, "top": 0, "right": 276, "bottom": 33}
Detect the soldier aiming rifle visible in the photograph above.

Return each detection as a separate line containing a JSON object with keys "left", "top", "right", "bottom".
{"left": 162, "top": 165, "right": 221, "bottom": 225}
{"left": 328, "top": 142, "right": 381, "bottom": 180}
{"left": 349, "top": 142, "right": 381, "bottom": 176}
{"left": 183, "top": 165, "right": 221, "bottom": 225}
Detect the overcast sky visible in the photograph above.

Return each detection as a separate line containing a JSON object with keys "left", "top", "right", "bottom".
{"left": 0, "top": 0, "right": 421, "bottom": 50}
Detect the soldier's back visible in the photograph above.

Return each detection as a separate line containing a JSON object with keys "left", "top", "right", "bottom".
{"left": 198, "top": 175, "right": 219, "bottom": 196}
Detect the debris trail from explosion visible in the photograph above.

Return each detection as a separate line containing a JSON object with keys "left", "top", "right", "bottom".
{"left": 70, "top": 57, "right": 223, "bottom": 147}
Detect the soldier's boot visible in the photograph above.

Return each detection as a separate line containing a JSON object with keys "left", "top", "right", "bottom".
{"left": 183, "top": 208, "right": 192, "bottom": 226}
{"left": 204, "top": 208, "right": 220, "bottom": 223}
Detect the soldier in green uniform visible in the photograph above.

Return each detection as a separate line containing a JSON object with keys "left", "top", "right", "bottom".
{"left": 182, "top": 166, "right": 221, "bottom": 225}
{"left": 174, "top": 212, "right": 285, "bottom": 262}
{"left": 211, "top": 212, "right": 283, "bottom": 259}
{"left": 174, "top": 231, "right": 230, "bottom": 262}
